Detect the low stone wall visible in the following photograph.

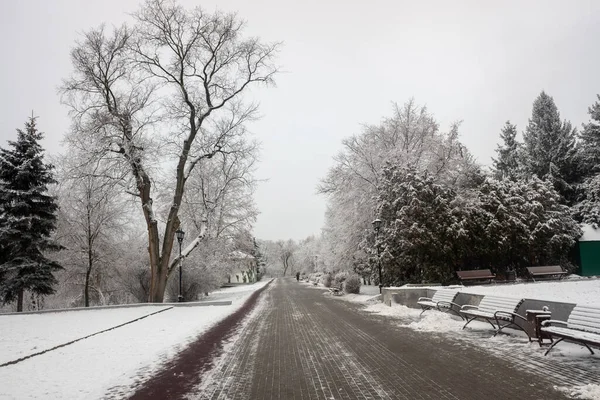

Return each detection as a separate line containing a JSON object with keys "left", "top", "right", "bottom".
{"left": 382, "top": 287, "right": 577, "bottom": 322}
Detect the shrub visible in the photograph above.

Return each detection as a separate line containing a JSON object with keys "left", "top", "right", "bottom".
{"left": 344, "top": 274, "right": 361, "bottom": 294}
{"left": 334, "top": 271, "right": 349, "bottom": 287}
{"left": 321, "top": 273, "right": 333, "bottom": 288}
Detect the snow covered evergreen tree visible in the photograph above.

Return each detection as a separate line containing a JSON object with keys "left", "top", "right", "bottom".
{"left": 578, "top": 95, "right": 600, "bottom": 177}
{"left": 492, "top": 121, "right": 521, "bottom": 180}
{"left": 376, "top": 164, "right": 462, "bottom": 284}
{"left": 574, "top": 95, "right": 600, "bottom": 226}
{"left": 522, "top": 91, "right": 579, "bottom": 204}
{"left": 0, "top": 117, "right": 62, "bottom": 311}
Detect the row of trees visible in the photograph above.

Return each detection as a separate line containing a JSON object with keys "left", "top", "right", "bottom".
{"left": 307, "top": 92, "right": 600, "bottom": 285}
{"left": 0, "top": 0, "right": 277, "bottom": 311}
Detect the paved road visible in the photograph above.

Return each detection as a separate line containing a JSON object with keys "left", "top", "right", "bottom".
{"left": 191, "top": 278, "right": 568, "bottom": 400}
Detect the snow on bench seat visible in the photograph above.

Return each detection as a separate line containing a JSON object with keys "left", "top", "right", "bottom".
{"left": 459, "top": 295, "right": 529, "bottom": 339}
{"left": 417, "top": 289, "right": 461, "bottom": 318}
{"left": 541, "top": 304, "right": 600, "bottom": 356}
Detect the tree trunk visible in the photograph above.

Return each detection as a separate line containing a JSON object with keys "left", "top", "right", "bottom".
{"left": 84, "top": 263, "right": 92, "bottom": 307}
{"left": 17, "top": 288, "right": 24, "bottom": 312}
{"left": 85, "top": 210, "right": 93, "bottom": 307}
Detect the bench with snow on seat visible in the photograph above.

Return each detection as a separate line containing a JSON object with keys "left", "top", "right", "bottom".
{"left": 328, "top": 284, "right": 343, "bottom": 296}
{"left": 460, "top": 295, "right": 531, "bottom": 340}
{"left": 526, "top": 265, "right": 567, "bottom": 282}
{"left": 417, "top": 289, "right": 463, "bottom": 319}
{"left": 456, "top": 269, "right": 496, "bottom": 285}
{"left": 541, "top": 304, "right": 600, "bottom": 356}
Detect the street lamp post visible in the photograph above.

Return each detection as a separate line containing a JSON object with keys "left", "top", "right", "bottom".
{"left": 372, "top": 218, "right": 383, "bottom": 294}
{"left": 175, "top": 228, "right": 185, "bottom": 302}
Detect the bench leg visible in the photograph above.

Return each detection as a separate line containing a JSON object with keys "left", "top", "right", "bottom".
{"left": 583, "top": 343, "right": 595, "bottom": 355}
{"left": 494, "top": 321, "right": 532, "bottom": 341}
{"left": 463, "top": 317, "right": 496, "bottom": 330}
{"left": 544, "top": 337, "right": 564, "bottom": 356}
{"left": 444, "top": 307, "right": 465, "bottom": 321}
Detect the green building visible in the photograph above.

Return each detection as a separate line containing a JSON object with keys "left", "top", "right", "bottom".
{"left": 578, "top": 224, "right": 600, "bottom": 276}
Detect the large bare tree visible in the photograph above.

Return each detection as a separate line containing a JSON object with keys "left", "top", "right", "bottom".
{"left": 61, "top": 0, "right": 279, "bottom": 302}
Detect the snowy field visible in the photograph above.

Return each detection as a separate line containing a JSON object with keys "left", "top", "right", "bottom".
{"left": 458, "top": 277, "right": 600, "bottom": 304}
{"left": 0, "top": 280, "right": 270, "bottom": 400}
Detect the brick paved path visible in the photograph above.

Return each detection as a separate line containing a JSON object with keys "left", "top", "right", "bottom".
{"left": 189, "top": 278, "right": 568, "bottom": 399}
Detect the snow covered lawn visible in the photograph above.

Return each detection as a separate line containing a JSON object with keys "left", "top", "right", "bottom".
{"left": 458, "top": 278, "right": 600, "bottom": 304}
{"left": 0, "top": 280, "right": 270, "bottom": 400}
{"left": 0, "top": 305, "right": 171, "bottom": 365}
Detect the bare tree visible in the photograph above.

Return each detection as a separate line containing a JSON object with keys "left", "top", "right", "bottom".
{"left": 54, "top": 156, "right": 127, "bottom": 307}
{"left": 318, "top": 100, "right": 477, "bottom": 273}
{"left": 61, "top": 0, "right": 279, "bottom": 302}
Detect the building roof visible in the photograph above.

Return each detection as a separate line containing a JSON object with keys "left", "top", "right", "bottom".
{"left": 580, "top": 224, "right": 600, "bottom": 242}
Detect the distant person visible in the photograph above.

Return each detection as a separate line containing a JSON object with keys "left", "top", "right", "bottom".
{"left": 296, "top": 271, "right": 300, "bottom": 281}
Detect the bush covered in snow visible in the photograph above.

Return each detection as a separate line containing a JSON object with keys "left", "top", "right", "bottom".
{"left": 333, "top": 271, "right": 348, "bottom": 287}
{"left": 344, "top": 274, "right": 361, "bottom": 294}
{"left": 321, "top": 273, "right": 333, "bottom": 288}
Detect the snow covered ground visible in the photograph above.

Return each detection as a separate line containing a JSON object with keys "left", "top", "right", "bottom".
{"left": 0, "top": 280, "right": 270, "bottom": 400}
{"left": 458, "top": 278, "right": 600, "bottom": 305}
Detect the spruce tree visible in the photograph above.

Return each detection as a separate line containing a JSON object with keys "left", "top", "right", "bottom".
{"left": 522, "top": 91, "right": 579, "bottom": 204}
{"left": 578, "top": 95, "right": 600, "bottom": 178}
{"left": 0, "top": 117, "right": 62, "bottom": 311}
{"left": 574, "top": 95, "right": 600, "bottom": 226}
{"left": 492, "top": 121, "right": 521, "bottom": 180}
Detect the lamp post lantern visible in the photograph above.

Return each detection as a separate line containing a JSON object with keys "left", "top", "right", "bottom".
{"left": 175, "top": 228, "right": 185, "bottom": 302}
{"left": 372, "top": 218, "right": 383, "bottom": 294}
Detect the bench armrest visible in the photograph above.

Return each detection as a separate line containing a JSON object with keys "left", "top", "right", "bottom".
{"left": 541, "top": 319, "right": 568, "bottom": 327}
{"left": 494, "top": 310, "right": 526, "bottom": 322}
{"left": 436, "top": 300, "right": 460, "bottom": 309}
{"left": 418, "top": 297, "right": 433, "bottom": 302}
{"left": 460, "top": 305, "right": 479, "bottom": 311}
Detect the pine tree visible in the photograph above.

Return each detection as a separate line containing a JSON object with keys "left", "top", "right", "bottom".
{"left": 578, "top": 95, "right": 600, "bottom": 178}
{"left": 522, "top": 91, "right": 579, "bottom": 204}
{"left": 492, "top": 121, "right": 521, "bottom": 180}
{"left": 0, "top": 117, "right": 62, "bottom": 311}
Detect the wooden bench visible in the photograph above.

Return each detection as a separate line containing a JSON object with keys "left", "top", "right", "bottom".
{"left": 328, "top": 284, "right": 342, "bottom": 296}
{"left": 417, "top": 289, "right": 463, "bottom": 319}
{"left": 456, "top": 269, "right": 496, "bottom": 285}
{"left": 541, "top": 304, "right": 600, "bottom": 356}
{"left": 526, "top": 266, "right": 567, "bottom": 282}
{"left": 460, "top": 295, "right": 530, "bottom": 340}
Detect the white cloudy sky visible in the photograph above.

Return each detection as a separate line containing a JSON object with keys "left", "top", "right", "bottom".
{"left": 1, "top": 0, "right": 599, "bottom": 241}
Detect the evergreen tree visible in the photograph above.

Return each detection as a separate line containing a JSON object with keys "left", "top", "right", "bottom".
{"left": 574, "top": 95, "right": 600, "bottom": 226}
{"left": 0, "top": 117, "right": 62, "bottom": 311}
{"left": 492, "top": 121, "right": 521, "bottom": 180}
{"left": 522, "top": 91, "right": 579, "bottom": 204}
{"left": 578, "top": 95, "right": 600, "bottom": 178}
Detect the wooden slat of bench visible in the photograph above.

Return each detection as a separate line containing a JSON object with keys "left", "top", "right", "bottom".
{"left": 567, "top": 305, "right": 600, "bottom": 334}
{"left": 431, "top": 290, "right": 459, "bottom": 303}
{"left": 542, "top": 326, "right": 600, "bottom": 343}
{"left": 527, "top": 266, "right": 564, "bottom": 275}
{"left": 457, "top": 270, "right": 495, "bottom": 279}
{"left": 572, "top": 305, "right": 600, "bottom": 315}
{"left": 477, "top": 296, "right": 522, "bottom": 314}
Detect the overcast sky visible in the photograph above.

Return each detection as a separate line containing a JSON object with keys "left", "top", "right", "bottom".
{"left": 2, "top": 0, "right": 599, "bottom": 241}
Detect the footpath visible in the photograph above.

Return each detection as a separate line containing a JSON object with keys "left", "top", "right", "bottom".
{"left": 129, "top": 278, "right": 571, "bottom": 399}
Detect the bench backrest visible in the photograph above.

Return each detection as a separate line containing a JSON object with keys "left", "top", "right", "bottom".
{"left": 457, "top": 269, "right": 495, "bottom": 279}
{"left": 477, "top": 295, "right": 523, "bottom": 315}
{"left": 527, "top": 265, "right": 563, "bottom": 274}
{"left": 567, "top": 304, "right": 600, "bottom": 334}
{"left": 431, "top": 289, "right": 459, "bottom": 303}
